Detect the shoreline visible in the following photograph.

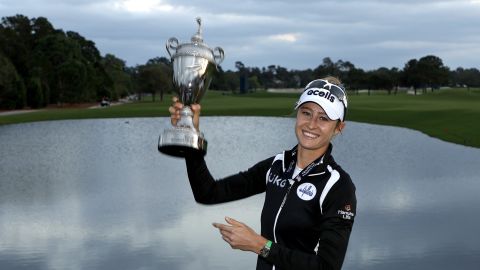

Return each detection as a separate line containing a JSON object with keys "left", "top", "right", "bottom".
{"left": 0, "top": 109, "right": 43, "bottom": 116}
{"left": 0, "top": 100, "right": 130, "bottom": 116}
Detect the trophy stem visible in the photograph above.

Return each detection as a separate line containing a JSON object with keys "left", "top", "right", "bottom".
{"left": 158, "top": 106, "right": 207, "bottom": 157}
{"left": 177, "top": 106, "right": 195, "bottom": 129}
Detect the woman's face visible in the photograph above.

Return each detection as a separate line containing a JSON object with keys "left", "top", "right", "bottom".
{"left": 295, "top": 102, "right": 344, "bottom": 153}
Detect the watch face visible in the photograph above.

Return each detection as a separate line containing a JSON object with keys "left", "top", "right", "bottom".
{"left": 260, "top": 246, "right": 270, "bottom": 258}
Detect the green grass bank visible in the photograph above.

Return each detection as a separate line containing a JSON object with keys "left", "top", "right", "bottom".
{"left": 1, "top": 88, "right": 479, "bottom": 148}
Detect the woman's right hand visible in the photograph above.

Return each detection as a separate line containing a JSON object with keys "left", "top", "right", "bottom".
{"left": 169, "top": 96, "right": 201, "bottom": 131}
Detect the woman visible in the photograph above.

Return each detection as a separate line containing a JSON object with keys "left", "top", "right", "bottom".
{"left": 169, "top": 76, "right": 356, "bottom": 270}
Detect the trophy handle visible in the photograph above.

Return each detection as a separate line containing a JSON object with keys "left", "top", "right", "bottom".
{"left": 213, "top": 47, "right": 224, "bottom": 65}
{"left": 166, "top": 37, "right": 179, "bottom": 58}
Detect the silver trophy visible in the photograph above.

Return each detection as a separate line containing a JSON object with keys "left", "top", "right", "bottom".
{"left": 158, "top": 17, "right": 224, "bottom": 157}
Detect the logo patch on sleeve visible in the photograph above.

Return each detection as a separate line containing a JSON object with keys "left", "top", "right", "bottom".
{"left": 337, "top": 204, "right": 355, "bottom": 220}
{"left": 296, "top": 183, "right": 317, "bottom": 201}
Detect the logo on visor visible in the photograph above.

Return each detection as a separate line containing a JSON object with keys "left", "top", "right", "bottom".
{"left": 296, "top": 183, "right": 317, "bottom": 201}
{"left": 306, "top": 89, "right": 335, "bottom": 103}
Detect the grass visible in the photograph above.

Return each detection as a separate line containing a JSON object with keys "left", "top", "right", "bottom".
{"left": 1, "top": 88, "right": 479, "bottom": 148}
{"left": 347, "top": 89, "right": 480, "bottom": 148}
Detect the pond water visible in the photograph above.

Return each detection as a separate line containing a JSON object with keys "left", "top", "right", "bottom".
{"left": 1, "top": 117, "right": 479, "bottom": 270}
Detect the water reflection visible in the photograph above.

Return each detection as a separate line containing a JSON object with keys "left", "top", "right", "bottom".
{"left": 0, "top": 118, "right": 479, "bottom": 269}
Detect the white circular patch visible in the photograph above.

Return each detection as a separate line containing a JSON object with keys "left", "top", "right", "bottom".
{"left": 296, "top": 183, "right": 317, "bottom": 201}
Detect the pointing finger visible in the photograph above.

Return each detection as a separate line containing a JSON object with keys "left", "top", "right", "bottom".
{"left": 225, "top": 217, "right": 244, "bottom": 227}
{"left": 213, "top": 223, "right": 233, "bottom": 232}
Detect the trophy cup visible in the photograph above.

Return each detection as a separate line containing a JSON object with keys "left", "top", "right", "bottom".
{"left": 158, "top": 17, "right": 224, "bottom": 157}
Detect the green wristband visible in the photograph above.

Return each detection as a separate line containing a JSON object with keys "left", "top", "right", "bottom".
{"left": 260, "top": 240, "right": 273, "bottom": 258}
{"left": 265, "top": 240, "right": 272, "bottom": 248}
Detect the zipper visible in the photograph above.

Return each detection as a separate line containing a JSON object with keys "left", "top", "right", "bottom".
{"left": 271, "top": 182, "right": 294, "bottom": 270}
{"left": 272, "top": 181, "right": 294, "bottom": 243}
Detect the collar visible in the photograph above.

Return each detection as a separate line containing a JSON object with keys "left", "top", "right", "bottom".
{"left": 282, "top": 143, "right": 333, "bottom": 180}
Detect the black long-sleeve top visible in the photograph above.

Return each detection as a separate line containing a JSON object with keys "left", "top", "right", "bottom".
{"left": 185, "top": 144, "right": 356, "bottom": 270}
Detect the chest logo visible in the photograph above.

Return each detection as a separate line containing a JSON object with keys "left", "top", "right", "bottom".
{"left": 296, "top": 183, "right": 317, "bottom": 201}
{"left": 267, "top": 173, "right": 287, "bottom": 188}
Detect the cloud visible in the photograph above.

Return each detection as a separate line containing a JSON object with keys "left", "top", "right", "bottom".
{"left": 1, "top": 0, "right": 480, "bottom": 70}
{"left": 112, "top": 0, "right": 174, "bottom": 13}
{"left": 268, "top": 33, "right": 300, "bottom": 43}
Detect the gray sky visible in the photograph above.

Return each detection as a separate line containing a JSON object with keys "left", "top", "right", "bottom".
{"left": 1, "top": 0, "right": 479, "bottom": 71}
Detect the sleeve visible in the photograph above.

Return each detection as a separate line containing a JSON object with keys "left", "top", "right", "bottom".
{"left": 185, "top": 154, "right": 274, "bottom": 204}
{"left": 263, "top": 176, "right": 357, "bottom": 270}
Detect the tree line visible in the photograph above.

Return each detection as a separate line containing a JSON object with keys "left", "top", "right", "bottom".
{"left": 1, "top": 14, "right": 479, "bottom": 110}
{"left": 0, "top": 14, "right": 173, "bottom": 109}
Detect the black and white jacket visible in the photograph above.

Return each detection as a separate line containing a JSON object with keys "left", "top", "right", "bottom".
{"left": 185, "top": 144, "right": 356, "bottom": 270}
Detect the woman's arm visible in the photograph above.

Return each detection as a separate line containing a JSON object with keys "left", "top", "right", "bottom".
{"left": 185, "top": 154, "right": 274, "bottom": 204}
{"left": 170, "top": 97, "right": 273, "bottom": 204}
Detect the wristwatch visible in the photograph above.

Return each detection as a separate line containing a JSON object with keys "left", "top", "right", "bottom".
{"left": 259, "top": 240, "right": 272, "bottom": 258}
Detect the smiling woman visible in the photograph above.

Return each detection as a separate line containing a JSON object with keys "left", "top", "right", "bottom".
{"left": 113, "top": 0, "right": 173, "bottom": 13}
{"left": 170, "top": 76, "right": 357, "bottom": 270}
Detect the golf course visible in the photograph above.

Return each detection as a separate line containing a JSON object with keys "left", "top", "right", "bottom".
{"left": 1, "top": 88, "right": 479, "bottom": 148}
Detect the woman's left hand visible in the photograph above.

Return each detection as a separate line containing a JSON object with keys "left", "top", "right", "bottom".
{"left": 213, "top": 217, "right": 267, "bottom": 254}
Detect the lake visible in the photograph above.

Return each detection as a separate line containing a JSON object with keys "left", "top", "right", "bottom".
{"left": 1, "top": 117, "right": 479, "bottom": 270}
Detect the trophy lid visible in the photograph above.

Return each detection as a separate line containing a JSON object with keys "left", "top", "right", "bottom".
{"left": 166, "top": 17, "right": 224, "bottom": 65}
{"left": 190, "top": 17, "right": 204, "bottom": 43}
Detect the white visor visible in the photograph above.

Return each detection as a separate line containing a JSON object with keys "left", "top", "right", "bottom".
{"left": 295, "top": 88, "right": 345, "bottom": 121}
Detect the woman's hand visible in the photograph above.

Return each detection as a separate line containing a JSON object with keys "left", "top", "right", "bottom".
{"left": 168, "top": 96, "right": 201, "bottom": 131}
{"left": 213, "top": 217, "right": 268, "bottom": 254}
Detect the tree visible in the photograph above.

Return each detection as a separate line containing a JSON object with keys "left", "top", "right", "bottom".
{"left": 417, "top": 55, "right": 449, "bottom": 92}
{"left": 247, "top": 67, "right": 266, "bottom": 90}
{"left": 0, "top": 15, "right": 33, "bottom": 78}
{"left": 295, "top": 69, "right": 314, "bottom": 89}
{"left": 314, "top": 57, "right": 338, "bottom": 78}
{"left": 402, "top": 59, "right": 422, "bottom": 95}
{"left": 102, "top": 54, "right": 133, "bottom": 98}
{"left": 223, "top": 70, "right": 240, "bottom": 92}
{"left": 345, "top": 67, "right": 367, "bottom": 94}
{"left": 31, "top": 16, "right": 56, "bottom": 41}
{"left": 136, "top": 58, "right": 172, "bottom": 102}
{"left": 26, "top": 76, "right": 44, "bottom": 108}
{"left": 235, "top": 61, "right": 247, "bottom": 93}
{"left": 0, "top": 53, "right": 26, "bottom": 109}
{"left": 367, "top": 67, "right": 395, "bottom": 94}
{"left": 31, "top": 30, "right": 113, "bottom": 104}
{"left": 66, "top": 31, "right": 112, "bottom": 101}
{"left": 401, "top": 55, "right": 449, "bottom": 94}
{"left": 451, "top": 67, "right": 480, "bottom": 89}
{"left": 56, "top": 58, "right": 88, "bottom": 103}
{"left": 389, "top": 67, "right": 401, "bottom": 94}
{"left": 66, "top": 31, "right": 101, "bottom": 63}
{"left": 275, "top": 66, "right": 291, "bottom": 88}
{"left": 248, "top": 75, "right": 261, "bottom": 91}
{"left": 32, "top": 32, "right": 81, "bottom": 104}
{"left": 0, "top": 15, "right": 117, "bottom": 107}
{"left": 209, "top": 65, "right": 227, "bottom": 91}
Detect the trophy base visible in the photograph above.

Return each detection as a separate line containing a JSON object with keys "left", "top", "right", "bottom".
{"left": 158, "top": 127, "right": 207, "bottom": 158}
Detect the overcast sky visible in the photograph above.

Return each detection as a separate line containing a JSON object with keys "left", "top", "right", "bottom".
{"left": 1, "top": 0, "right": 480, "bottom": 71}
